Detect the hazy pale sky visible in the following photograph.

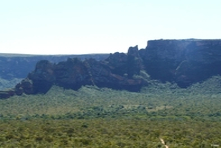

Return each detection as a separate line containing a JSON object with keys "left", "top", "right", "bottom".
{"left": 0, "top": 0, "right": 221, "bottom": 54}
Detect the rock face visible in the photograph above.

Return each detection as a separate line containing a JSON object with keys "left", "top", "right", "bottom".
{"left": 8, "top": 55, "right": 146, "bottom": 97}
{"left": 1, "top": 39, "right": 221, "bottom": 99}
{"left": 142, "top": 39, "right": 221, "bottom": 87}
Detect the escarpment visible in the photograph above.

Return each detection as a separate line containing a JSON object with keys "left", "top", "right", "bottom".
{"left": 1, "top": 39, "right": 221, "bottom": 99}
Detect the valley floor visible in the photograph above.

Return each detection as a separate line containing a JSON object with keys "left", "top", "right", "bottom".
{"left": 1, "top": 76, "right": 221, "bottom": 147}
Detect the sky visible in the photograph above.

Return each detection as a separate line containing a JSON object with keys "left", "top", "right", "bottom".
{"left": 0, "top": 0, "right": 221, "bottom": 55}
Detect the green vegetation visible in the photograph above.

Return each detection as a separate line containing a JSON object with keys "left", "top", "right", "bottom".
{"left": 0, "top": 76, "right": 221, "bottom": 147}
{"left": 1, "top": 119, "right": 221, "bottom": 147}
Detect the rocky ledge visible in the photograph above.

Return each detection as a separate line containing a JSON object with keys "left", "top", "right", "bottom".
{"left": 1, "top": 39, "right": 221, "bottom": 99}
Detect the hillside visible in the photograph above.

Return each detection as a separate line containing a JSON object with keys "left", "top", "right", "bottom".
{"left": 1, "top": 75, "right": 221, "bottom": 119}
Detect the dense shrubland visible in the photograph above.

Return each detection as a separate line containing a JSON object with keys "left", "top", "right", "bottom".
{"left": 0, "top": 76, "right": 221, "bottom": 147}
{"left": 1, "top": 119, "right": 221, "bottom": 147}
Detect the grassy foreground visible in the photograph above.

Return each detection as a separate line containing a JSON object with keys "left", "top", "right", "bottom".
{"left": 0, "top": 76, "right": 221, "bottom": 147}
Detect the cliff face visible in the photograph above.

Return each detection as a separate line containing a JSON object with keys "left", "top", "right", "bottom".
{"left": 142, "top": 39, "right": 221, "bottom": 87}
{"left": 1, "top": 39, "right": 221, "bottom": 99}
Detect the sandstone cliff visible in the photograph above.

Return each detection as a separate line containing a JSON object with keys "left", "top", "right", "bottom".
{"left": 142, "top": 39, "right": 221, "bottom": 87}
{"left": 1, "top": 39, "right": 221, "bottom": 99}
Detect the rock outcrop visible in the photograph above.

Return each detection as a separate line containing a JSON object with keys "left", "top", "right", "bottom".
{"left": 4, "top": 53, "right": 146, "bottom": 98}
{"left": 1, "top": 39, "right": 221, "bottom": 99}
